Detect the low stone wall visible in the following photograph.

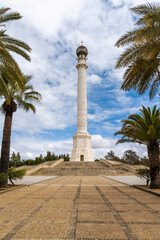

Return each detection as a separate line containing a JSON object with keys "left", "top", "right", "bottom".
{"left": 100, "top": 158, "right": 123, "bottom": 169}
{"left": 100, "top": 158, "right": 149, "bottom": 174}
{"left": 15, "top": 159, "right": 64, "bottom": 176}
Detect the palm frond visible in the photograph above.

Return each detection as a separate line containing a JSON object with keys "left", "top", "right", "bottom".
{"left": 0, "top": 36, "right": 31, "bottom": 52}
{"left": 0, "top": 12, "right": 21, "bottom": 24}
{"left": 130, "top": 3, "right": 160, "bottom": 15}
{"left": 115, "top": 29, "right": 138, "bottom": 47}
{"left": 149, "top": 77, "right": 160, "bottom": 99}
{"left": 24, "top": 91, "right": 42, "bottom": 102}
{"left": 0, "top": 8, "right": 10, "bottom": 16}
{"left": 115, "top": 105, "right": 160, "bottom": 147}
{"left": 0, "top": 74, "right": 9, "bottom": 99}
{"left": 4, "top": 44, "right": 31, "bottom": 61}
{"left": 115, "top": 44, "right": 143, "bottom": 69}
{"left": 17, "top": 98, "right": 36, "bottom": 113}
{"left": 115, "top": 3, "right": 160, "bottom": 99}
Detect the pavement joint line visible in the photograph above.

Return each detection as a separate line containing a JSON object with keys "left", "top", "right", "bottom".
{"left": 1, "top": 176, "right": 74, "bottom": 240}
{"left": 66, "top": 176, "right": 82, "bottom": 239}
{"left": 90, "top": 178, "right": 139, "bottom": 240}
{"left": 103, "top": 177, "right": 160, "bottom": 216}
{"left": 77, "top": 220, "right": 116, "bottom": 224}
{"left": 0, "top": 175, "right": 64, "bottom": 211}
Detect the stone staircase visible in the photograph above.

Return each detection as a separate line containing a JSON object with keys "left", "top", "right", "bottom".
{"left": 32, "top": 161, "right": 131, "bottom": 176}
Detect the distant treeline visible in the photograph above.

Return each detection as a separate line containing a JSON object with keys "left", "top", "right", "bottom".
{"left": 104, "top": 149, "right": 151, "bottom": 167}
{"left": 9, "top": 151, "right": 70, "bottom": 167}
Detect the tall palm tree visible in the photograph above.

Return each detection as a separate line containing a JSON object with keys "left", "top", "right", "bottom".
{"left": 0, "top": 75, "right": 41, "bottom": 186}
{"left": 0, "top": 7, "right": 31, "bottom": 90}
{"left": 115, "top": 3, "right": 160, "bottom": 99}
{"left": 114, "top": 106, "right": 160, "bottom": 189}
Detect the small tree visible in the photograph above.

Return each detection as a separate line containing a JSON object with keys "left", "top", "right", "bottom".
{"left": 122, "top": 150, "right": 140, "bottom": 165}
{"left": 52, "top": 152, "right": 59, "bottom": 160}
{"left": 136, "top": 169, "right": 151, "bottom": 186}
{"left": 10, "top": 151, "right": 21, "bottom": 167}
{"left": 44, "top": 151, "right": 52, "bottom": 162}
{"left": 104, "top": 150, "right": 121, "bottom": 162}
{"left": 8, "top": 167, "right": 26, "bottom": 185}
{"left": 24, "top": 159, "right": 35, "bottom": 165}
{"left": 64, "top": 154, "right": 70, "bottom": 161}
{"left": 104, "top": 150, "right": 115, "bottom": 160}
{"left": 35, "top": 154, "right": 44, "bottom": 165}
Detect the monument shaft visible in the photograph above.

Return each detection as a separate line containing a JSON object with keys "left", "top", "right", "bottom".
{"left": 77, "top": 58, "right": 88, "bottom": 133}
{"left": 71, "top": 44, "right": 94, "bottom": 161}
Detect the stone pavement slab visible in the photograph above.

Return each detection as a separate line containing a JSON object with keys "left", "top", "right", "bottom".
{"left": 8, "top": 175, "right": 57, "bottom": 185}
{"left": 106, "top": 175, "right": 146, "bottom": 185}
{"left": 0, "top": 176, "right": 160, "bottom": 240}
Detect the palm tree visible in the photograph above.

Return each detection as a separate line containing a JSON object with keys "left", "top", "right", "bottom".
{"left": 115, "top": 3, "right": 160, "bottom": 99}
{"left": 0, "top": 7, "right": 31, "bottom": 90}
{"left": 114, "top": 106, "right": 160, "bottom": 189}
{"left": 0, "top": 75, "right": 41, "bottom": 186}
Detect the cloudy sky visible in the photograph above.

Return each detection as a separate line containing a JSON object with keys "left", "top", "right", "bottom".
{"left": 0, "top": 0, "right": 159, "bottom": 160}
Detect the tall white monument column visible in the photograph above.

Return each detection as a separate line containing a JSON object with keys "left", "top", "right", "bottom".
{"left": 71, "top": 43, "right": 94, "bottom": 161}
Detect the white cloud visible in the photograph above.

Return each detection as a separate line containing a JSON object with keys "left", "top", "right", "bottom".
{"left": 0, "top": 0, "right": 157, "bottom": 159}
{"left": 88, "top": 74, "right": 102, "bottom": 84}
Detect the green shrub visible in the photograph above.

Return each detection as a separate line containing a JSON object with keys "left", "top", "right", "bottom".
{"left": 8, "top": 167, "right": 26, "bottom": 185}
{"left": 64, "top": 158, "right": 70, "bottom": 161}
{"left": 95, "top": 159, "right": 99, "bottom": 161}
{"left": 136, "top": 168, "right": 151, "bottom": 185}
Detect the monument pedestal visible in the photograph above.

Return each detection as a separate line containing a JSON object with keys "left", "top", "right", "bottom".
{"left": 71, "top": 132, "right": 94, "bottom": 161}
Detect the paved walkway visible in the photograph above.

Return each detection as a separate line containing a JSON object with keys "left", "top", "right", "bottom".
{"left": 0, "top": 176, "right": 160, "bottom": 240}
{"left": 107, "top": 176, "right": 146, "bottom": 186}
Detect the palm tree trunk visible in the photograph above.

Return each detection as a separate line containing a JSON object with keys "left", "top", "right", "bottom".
{"left": 0, "top": 110, "right": 13, "bottom": 187}
{"left": 147, "top": 144, "right": 160, "bottom": 189}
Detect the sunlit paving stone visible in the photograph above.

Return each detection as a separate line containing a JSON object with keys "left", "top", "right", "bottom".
{"left": 0, "top": 176, "right": 160, "bottom": 240}
{"left": 17, "top": 198, "right": 45, "bottom": 204}
{"left": 147, "top": 204, "right": 160, "bottom": 211}
{"left": 112, "top": 203, "right": 147, "bottom": 212}
{"left": 0, "top": 209, "right": 30, "bottom": 221}
{"left": 42, "top": 202, "right": 74, "bottom": 210}
{"left": 137, "top": 198, "right": 160, "bottom": 204}
{"left": 104, "top": 194, "right": 131, "bottom": 198}
{"left": 78, "top": 203, "right": 110, "bottom": 211}
{"left": 32, "top": 209, "right": 71, "bottom": 222}
{"left": 25, "top": 194, "right": 51, "bottom": 199}
{"left": 46, "top": 198, "right": 74, "bottom": 204}
{"left": 79, "top": 198, "right": 104, "bottom": 204}
{"left": 79, "top": 193, "right": 102, "bottom": 199}
{"left": 108, "top": 197, "right": 137, "bottom": 203}
{"left": 128, "top": 224, "right": 160, "bottom": 240}
{"left": 3, "top": 202, "right": 40, "bottom": 212}
{"left": 13, "top": 221, "right": 68, "bottom": 239}
{"left": 0, "top": 221, "right": 18, "bottom": 239}
{"left": 76, "top": 223, "right": 128, "bottom": 239}
{"left": 78, "top": 210, "right": 116, "bottom": 222}
{"left": 55, "top": 193, "right": 76, "bottom": 198}
{"left": 120, "top": 211, "right": 160, "bottom": 223}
